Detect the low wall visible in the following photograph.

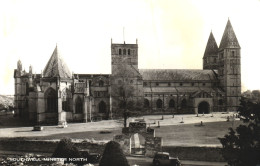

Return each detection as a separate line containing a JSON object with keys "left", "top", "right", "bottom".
{"left": 0, "top": 139, "right": 224, "bottom": 162}
{"left": 0, "top": 139, "right": 105, "bottom": 155}
{"left": 162, "top": 146, "right": 224, "bottom": 162}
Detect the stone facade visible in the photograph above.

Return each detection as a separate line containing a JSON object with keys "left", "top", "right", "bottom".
{"left": 14, "top": 19, "right": 241, "bottom": 124}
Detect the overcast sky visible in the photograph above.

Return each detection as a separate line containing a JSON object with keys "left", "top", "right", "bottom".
{"left": 1, "top": 0, "right": 260, "bottom": 95}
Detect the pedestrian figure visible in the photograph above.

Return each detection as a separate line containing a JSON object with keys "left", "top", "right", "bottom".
{"left": 180, "top": 117, "right": 184, "bottom": 123}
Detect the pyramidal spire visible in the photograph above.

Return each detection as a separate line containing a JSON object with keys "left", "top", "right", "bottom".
{"left": 219, "top": 19, "right": 240, "bottom": 50}
{"left": 203, "top": 31, "right": 218, "bottom": 58}
{"left": 43, "top": 45, "right": 72, "bottom": 78}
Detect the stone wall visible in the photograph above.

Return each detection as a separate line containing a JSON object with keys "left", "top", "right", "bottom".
{"left": 0, "top": 139, "right": 225, "bottom": 162}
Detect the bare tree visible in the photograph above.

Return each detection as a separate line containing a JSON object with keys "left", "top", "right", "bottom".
{"left": 111, "top": 63, "right": 142, "bottom": 128}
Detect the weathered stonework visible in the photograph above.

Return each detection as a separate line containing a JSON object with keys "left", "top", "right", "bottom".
{"left": 14, "top": 19, "right": 241, "bottom": 124}
{"left": 114, "top": 122, "right": 162, "bottom": 157}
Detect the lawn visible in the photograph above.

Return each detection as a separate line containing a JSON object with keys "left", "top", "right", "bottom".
{"left": 0, "top": 112, "right": 242, "bottom": 147}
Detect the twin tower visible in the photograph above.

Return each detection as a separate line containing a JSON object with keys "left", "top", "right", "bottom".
{"left": 203, "top": 19, "right": 241, "bottom": 111}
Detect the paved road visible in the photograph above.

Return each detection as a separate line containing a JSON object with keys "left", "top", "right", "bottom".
{"left": 127, "top": 156, "right": 227, "bottom": 166}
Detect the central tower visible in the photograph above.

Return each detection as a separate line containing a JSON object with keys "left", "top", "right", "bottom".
{"left": 111, "top": 40, "right": 139, "bottom": 74}
{"left": 110, "top": 40, "right": 143, "bottom": 113}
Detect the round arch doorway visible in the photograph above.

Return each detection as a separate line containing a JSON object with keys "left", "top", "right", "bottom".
{"left": 198, "top": 101, "right": 210, "bottom": 114}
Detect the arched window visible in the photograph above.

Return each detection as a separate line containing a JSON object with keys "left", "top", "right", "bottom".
{"left": 26, "top": 82, "right": 29, "bottom": 95}
{"left": 169, "top": 99, "right": 175, "bottom": 108}
{"left": 156, "top": 99, "right": 163, "bottom": 108}
{"left": 62, "top": 88, "right": 72, "bottom": 112}
{"left": 75, "top": 97, "right": 83, "bottom": 114}
{"left": 128, "top": 49, "right": 131, "bottom": 55}
{"left": 119, "top": 49, "right": 122, "bottom": 55}
{"left": 118, "top": 80, "right": 122, "bottom": 85}
{"left": 181, "top": 99, "right": 187, "bottom": 108}
{"left": 218, "top": 99, "right": 223, "bottom": 105}
{"left": 99, "top": 80, "right": 104, "bottom": 87}
{"left": 24, "top": 98, "right": 29, "bottom": 108}
{"left": 123, "top": 49, "right": 126, "bottom": 55}
{"left": 99, "top": 101, "right": 106, "bottom": 113}
{"left": 144, "top": 99, "right": 149, "bottom": 108}
{"left": 45, "top": 88, "right": 57, "bottom": 113}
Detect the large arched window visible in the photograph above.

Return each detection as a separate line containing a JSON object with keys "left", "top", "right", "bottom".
{"left": 144, "top": 99, "right": 149, "bottom": 108}
{"left": 45, "top": 88, "right": 57, "bottom": 113}
{"left": 62, "top": 88, "right": 72, "bottom": 112}
{"left": 128, "top": 49, "right": 131, "bottom": 55}
{"left": 75, "top": 97, "right": 83, "bottom": 114}
{"left": 156, "top": 99, "right": 163, "bottom": 108}
{"left": 181, "top": 99, "right": 187, "bottom": 108}
{"left": 119, "top": 49, "right": 122, "bottom": 55}
{"left": 169, "top": 99, "right": 175, "bottom": 108}
{"left": 99, "top": 101, "right": 106, "bottom": 113}
{"left": 218, "top": 99, "right": 223, "bottom": 105}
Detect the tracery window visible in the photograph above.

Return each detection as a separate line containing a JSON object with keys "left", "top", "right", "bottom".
{"left": 99, "top": 101, "right": 106, "bottom": 113}
{"left": 45, "top": 88, "right": 57, "bottom": 113}
{"left": 75, "top": 97, "right": 83, "bottom": 114}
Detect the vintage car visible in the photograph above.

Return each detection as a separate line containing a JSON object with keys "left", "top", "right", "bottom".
{"left": 153, "top": 152, "right": 181, "bottom": 166}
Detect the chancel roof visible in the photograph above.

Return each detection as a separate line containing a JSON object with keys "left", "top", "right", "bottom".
{"left": 219, "top": 19, "right": 240, "bottom": 50}
{"left": 203, "top": 32, "right": 218, "bottom": 58}
{"left": 43, "top": 45, "right": 72, "bottom": 78}
{"left": 139, "top": 69, "right": 217, "bottom": 81}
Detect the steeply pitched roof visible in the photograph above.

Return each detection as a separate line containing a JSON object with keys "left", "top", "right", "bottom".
{"left": 219, "top": 19, "right": 240, "bottom": 50}
{"left": 139, "top": 69, "right": 217, "bottom": 81}
{"left": 43, "top": 45, "right": 72, "bottom": 78}
{"left": 203, "top": 32, "right": 218, "bottom": 58}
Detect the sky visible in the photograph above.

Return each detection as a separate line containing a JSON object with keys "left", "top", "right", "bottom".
{"left": 1, "top": 0, "right": 260, "bottom": 95}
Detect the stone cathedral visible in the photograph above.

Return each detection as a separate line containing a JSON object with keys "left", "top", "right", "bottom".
{"left": 14, "top": 19, "right": 241, "bottom": 124}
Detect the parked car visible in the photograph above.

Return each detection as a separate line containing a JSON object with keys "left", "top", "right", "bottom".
{"left": 153, "top": 152, "right": 181, "bottom": 166}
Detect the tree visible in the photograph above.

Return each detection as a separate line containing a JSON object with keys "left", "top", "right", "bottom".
{"left": 219, "top": 97, "right": 260, "bottom": 166}
{"left": 99, "top": 141, "right": 129, "bottom": 166}
{"left": 111, "top": 63, "right": 143, "bottom": 128}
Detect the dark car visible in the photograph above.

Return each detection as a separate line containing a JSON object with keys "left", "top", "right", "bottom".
{"left": 153, "top": 152, "right": 181, "bottom": 166}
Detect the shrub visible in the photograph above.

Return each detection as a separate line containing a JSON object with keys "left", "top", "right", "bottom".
{"left": 52, "top": 138, "right": 81, "bottom": 164}
{"left": 99, "top": 141, "right": 129, "bottom": 166}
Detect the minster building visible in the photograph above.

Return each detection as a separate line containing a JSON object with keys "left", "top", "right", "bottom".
{"left": 14, "top": 19, "right": 241, "bottom": 124}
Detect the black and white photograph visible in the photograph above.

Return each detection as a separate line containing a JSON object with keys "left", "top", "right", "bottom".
{"left": 0, "top": 0, "right": 260, "bottom": 165}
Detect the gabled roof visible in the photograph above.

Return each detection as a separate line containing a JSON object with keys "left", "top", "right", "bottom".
{"left": 203, "top": 32, "right": 218, "bottom": 58}
{"left": 139, "top": 69, "right": 217, "bottom": 81}
{"left": 43, "top": 45, "right": 72, "bottom": 78}
{"left": 219, "top": 19, "right": 240, "bottom": 50}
